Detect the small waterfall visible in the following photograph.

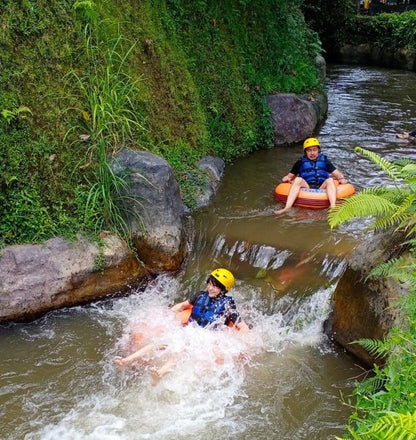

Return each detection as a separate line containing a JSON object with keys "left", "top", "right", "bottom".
{"left": 320, "top": 256, "right": 348, "bottom": 281}
{"left": 212, "top": 235, "right": 291, "bottom": 270}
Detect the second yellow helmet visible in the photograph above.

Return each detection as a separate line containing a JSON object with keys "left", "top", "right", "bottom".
{"left": 303, "top": 137, "right": 320, "bottom": 149}
{"left": 210, "top": 268, "right": 235, "bottom": 292}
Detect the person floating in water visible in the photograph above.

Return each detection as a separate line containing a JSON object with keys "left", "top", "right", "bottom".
{"left": 397, "top": 129, "right": 416, "bottom": 140}
{"left": 171, "top": 268, "right": 249, "bottom": 331}
{"left": 114, "top": 268, "right": 248, "bottom": 379}
{"left": 274, "top": 137, "right": 347, "bottom": 214}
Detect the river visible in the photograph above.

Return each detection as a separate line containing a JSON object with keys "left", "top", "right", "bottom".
{"left": 1, "top": 65, "right": 416, "bottom": 440}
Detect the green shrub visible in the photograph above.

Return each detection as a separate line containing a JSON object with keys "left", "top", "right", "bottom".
{"left": 345, "top": 11, "right": 416, "bottom": 50}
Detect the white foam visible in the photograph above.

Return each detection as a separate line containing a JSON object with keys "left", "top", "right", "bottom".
{"left": 26, "top": 277, "right": 335, "bottom": 440}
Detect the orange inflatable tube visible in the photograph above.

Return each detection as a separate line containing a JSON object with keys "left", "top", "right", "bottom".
{"left": 274, "top": 181, "right": 355, "bottom": 209}
{"left": 176, "top": 307, "right": 192, "bottom": 325}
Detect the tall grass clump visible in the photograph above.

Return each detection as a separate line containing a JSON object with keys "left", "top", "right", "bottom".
{"left": 65, "top": 26, "right": 148, "bottom": 239}
{"left": 329, "top": 148, "right": 416, "bottom": 440}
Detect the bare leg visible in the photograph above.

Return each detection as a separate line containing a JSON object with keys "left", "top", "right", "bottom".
{"left": 275, "top": 177, "right": 308, "bottom": 214}
{"left": 321, "top": 178, "right": 337, "bottom": 208}
{"left": 114, "top": 343, "right": 167, "bottom": 368}
{"left": 213, "top": 347, "right": 225, "bottom": 364}
{"left": 150, "top": 352, "right": 183, "bottom": 385}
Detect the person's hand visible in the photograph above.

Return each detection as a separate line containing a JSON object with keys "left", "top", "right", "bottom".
{"left": 282, "top": 175, "right": 291, "bottom": 183}
{"left": 339, "top": 178, "right": 347, "bottom": 184}
{"left": 171, "top": 303, "right": 182, "bottom": 312}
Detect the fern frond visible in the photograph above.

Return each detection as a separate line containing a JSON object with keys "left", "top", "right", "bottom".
{"left": 394, "top": 194, "right": 416, "bottom": 217}
{"left": 371, "top": 213, "right": 408, "bottom": 231}
{"left": 351, "top": 338, "right": 389, "bottom": 358}
{"left": 359, "top": 186, "right": 408, "bottom": 202}
{"left": 356, "top": 374, "right": 387, "bottom": 396}
{"left": 407, "top": 181, "right": 416, "bottom": 194}
{"left": 403, "top": 238, "right": 416, "bottom": 249}
{"left": 396, "top": 272, "right": 416, "bottom": 289}
{"left": 355, "top": 147, "right": 401, "bottom": 181}
{"left": 328, "top": 193, "right": 398, "bottom": 228}
{"left": 369, "top": 411, "right": 416, "bottom": 439}
{"left": 395, "top": 158, "right": 415, "bottom": 168}
{"left": 368, "top": 258, "right": 403, "bottom": 278}
{"left": 402, "top": 215, "right": 416, "bottom": 237}
{"left": 401, "top": 163, "right": 416, "bottom": 178}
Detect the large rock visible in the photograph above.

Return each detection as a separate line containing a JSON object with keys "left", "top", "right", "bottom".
{"left": 0, "top": 234, "right": 146, "bottom": 323}
{"left": 325, "top": 233, "right": 407, "bottom": 367}
{"left": 195, "top": 156, "right": 225, "bottom": 208}
{"left": 112, "top": 148, "right": 187, "bottom": 272}
{"left": 266, "top": 92, "right": 328, "bottom": 146}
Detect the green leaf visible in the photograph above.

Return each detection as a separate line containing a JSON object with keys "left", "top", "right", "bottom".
{"left": 328, "top": 193, "right": 398, "bottom": 228}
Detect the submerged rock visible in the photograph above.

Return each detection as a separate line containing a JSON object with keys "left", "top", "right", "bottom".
{"left": 195, "top": 156, "right": 225, "bottom": 208}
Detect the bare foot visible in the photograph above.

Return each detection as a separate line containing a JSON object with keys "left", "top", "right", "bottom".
{"left": 274, "top": 207, "right": 290, "bottom": 215}
{"left": 149, "top": 368, "right": 162, "bottom": 386}
{"left": 114, "top": 356, "right": 126, "bottom": 368}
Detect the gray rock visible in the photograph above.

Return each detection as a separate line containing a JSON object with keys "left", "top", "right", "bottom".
{"left": 0, "top": 234, "right": 145, "bottom": 323}
{"left": 112, "top": 148, "right": 187, "bottom": 272}
{"left": 325, "top": 232, "right": 407, "bottom": 367}
{"left": 266, "top": 93, "right": 328, "bottom": 146}
{"left": 315, "top": 54, "right": 327, "bottom": 84}
{"left": 338, "top": 44, "right": 416, "bottom": 71}
{"left": 195, "top": 156, "right": 225, "bottom": 208}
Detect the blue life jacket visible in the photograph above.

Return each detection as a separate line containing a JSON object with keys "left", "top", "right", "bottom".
{"left": 189, "top": 291, "right": 237, "bottom": 328}
{"left": 299, "top": 153, "right": 329, "bottom": 186}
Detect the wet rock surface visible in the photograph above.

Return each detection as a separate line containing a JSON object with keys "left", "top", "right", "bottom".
{"left": 326, "top": 232, "right": 407, "bottom": 367}
{"left": 0, "top": 234, "right": 146, "bottom": 324}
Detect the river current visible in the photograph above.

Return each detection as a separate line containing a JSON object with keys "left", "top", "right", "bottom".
{"left": 1, "top": 65, "right": 416, "bottom": 439}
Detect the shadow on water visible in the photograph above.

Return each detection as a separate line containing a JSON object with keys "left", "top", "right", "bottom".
{"left": 1, "top": 65, "right": 416, "bottom": 439}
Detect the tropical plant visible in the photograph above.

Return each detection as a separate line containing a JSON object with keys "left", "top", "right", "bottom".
{"left": 329, "top": 147, "right": 416, "bottom": 232}
{"left": 344, "top": 411, "right": 416, "bottom": 440}
{"left": 66, "top": 35, "right": 146, "bottom": 153}
{"left": 330, "top": 147, "right": 416, "bottom": 440}
{"left": 84, "top": 140, "right": 146, "bottom": 239}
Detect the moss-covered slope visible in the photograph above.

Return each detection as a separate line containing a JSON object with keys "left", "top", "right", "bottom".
{"left": 0, "top": 0, "right": 322, "bottom": 246}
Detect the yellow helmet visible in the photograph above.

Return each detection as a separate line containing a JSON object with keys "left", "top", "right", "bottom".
{"left": 303, "top": 137, "right": 320, "bottom": 149}
{"left": 210, "top": 268, "right": 235, "bottom": 292}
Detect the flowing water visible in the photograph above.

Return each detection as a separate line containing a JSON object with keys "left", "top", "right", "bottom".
{"left": 1, "top": 65, "right": 416, "bottom": 440}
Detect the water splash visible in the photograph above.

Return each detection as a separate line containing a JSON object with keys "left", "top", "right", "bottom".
{"left": 21, "top": 275, "right": 336, "bottom": 440}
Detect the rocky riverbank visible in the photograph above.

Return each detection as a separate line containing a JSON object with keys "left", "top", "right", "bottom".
{"left": 334, "top": 44, "right": 416, "bottom": 72}
{"left": 0, "top": 84, "right": 328, "bottom": 324}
